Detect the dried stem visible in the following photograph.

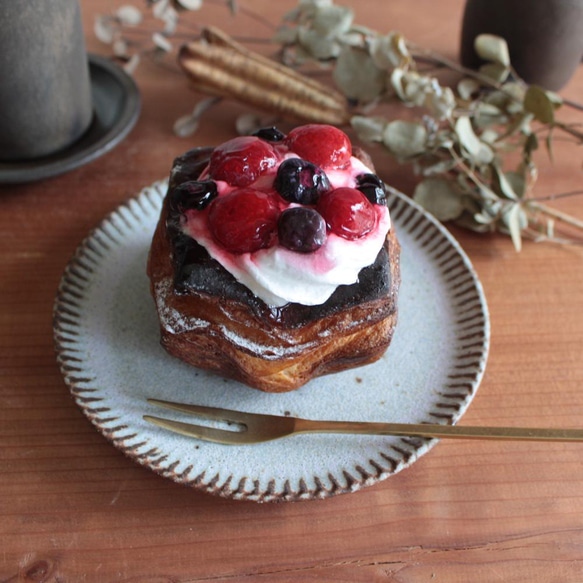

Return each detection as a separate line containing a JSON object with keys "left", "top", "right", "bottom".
{"left": 528, "top": 201, "right": 583, "bottom": 231}
{"left": 411, "top": 46, "right": 583, "bottom": 114}
{"left": 528, "top": 189, "right": 583, "bottom": 203}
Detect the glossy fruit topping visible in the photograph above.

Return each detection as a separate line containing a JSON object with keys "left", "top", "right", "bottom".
{"left": 278, "top": 207, "right": 327, "bottom": 253}
{"left": 356, "top": 173, "right": 387, "bottom": 205}
{"left": 168, "top": 180, "right": 218, "bottom": 214}
{"left": 285, "top": 124, "right": 352, "bottom": 169}
{"left": 274, "top": 158, "right": 330, "bottom": 205}
{"left": 208, "top": 189, "right": 279, "bottom": 254}
{"left": 252, "top": 126, "right": 286, "bottom": 142}
{"left": 317, "top": 187, "right": 376, "bottom": 240}
{"left": 209, "top": 137, "right": 278, "bottom": 187}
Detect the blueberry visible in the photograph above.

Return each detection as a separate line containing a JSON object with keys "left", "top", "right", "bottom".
{"left": 278, "top": 207, "right": 327, "bottom": 253}
{"left": 356, "top": 173, "right": 387, "bottom": 205}
{"left": 252, "top": 126, "right": 286, "bottom": 142}
{"left": 168, "top": 180, "right": 218, "bottom": 214}
{"left": 275, "top": 158, "right": 330, "bottom": 205}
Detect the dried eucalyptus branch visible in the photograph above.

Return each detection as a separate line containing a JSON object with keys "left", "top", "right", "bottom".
{"left": 273, "top": 0, "right": 583, "bottom": 250}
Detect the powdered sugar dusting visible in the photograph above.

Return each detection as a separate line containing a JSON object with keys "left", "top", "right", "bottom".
{"left": 155, "top": 278, "right": 210, "bottom": 334}
{"left": 218, "top": 325, "right": 317, "bottom": 359}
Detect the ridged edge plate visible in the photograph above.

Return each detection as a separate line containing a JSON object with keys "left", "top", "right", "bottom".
{"left": 54, "top": 180, "right": 489, "bottom": 502}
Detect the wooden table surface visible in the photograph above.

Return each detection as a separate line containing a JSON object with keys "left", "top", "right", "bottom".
{"left": 3, "top": 0, "right": 583, "bottom": 581}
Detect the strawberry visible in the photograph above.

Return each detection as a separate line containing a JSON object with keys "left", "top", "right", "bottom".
{"left": 209, "top": 137, "right": 278, "bottom": 187}
{"left": 317, "top": 187, "right": 376, "bottom": 240}
{"left": 285, "top": 124, "right": 352, "bottom": 169}
{"left": 208, "top": 188, "right": 280, "bottom": 253}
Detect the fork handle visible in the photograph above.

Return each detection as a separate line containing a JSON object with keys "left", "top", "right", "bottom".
{"left": 293, "top": 419, "right": 583, "bottom": 442}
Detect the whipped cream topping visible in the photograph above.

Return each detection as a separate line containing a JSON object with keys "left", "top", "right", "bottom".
{"left": 182, "top": 153, "right": 391, "bottom": 307}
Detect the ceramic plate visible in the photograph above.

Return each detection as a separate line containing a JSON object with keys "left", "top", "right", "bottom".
{"left": 54, "top": 180, "right": 489, "bottom": 502}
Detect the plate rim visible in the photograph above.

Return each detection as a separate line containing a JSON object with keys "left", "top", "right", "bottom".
{"left": 54, "top": 179, "right": 490, "bottom": 502}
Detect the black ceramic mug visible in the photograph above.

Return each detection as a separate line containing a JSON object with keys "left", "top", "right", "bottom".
{"left": 461, "top": 0, "right": 583, "bottom": 91}
{"left": 0, "top": 0, "right": 93, "bottom": 160}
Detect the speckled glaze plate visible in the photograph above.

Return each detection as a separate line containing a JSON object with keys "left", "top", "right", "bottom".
{"left": 54, "top": 179, "right": 489, "bottom": 502}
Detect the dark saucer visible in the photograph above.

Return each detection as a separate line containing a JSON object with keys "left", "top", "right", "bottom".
{"left": 0, "top": 53, "right": 140, "bottom": 184}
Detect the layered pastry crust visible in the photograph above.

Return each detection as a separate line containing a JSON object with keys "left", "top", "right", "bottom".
{"left": 147, "top": 146, "right": 400, "bottom": 392}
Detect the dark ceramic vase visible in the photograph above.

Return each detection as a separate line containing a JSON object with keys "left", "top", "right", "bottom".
{"left": 461, "top": 0, "right": 583, "bottom": 91}
{"left": 0, "top": 0, "right": 93, "bottom": 160}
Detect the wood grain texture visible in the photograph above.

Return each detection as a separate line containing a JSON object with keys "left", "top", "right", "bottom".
{"left": 2, "top": 0, "right": 583, "bottom": 581}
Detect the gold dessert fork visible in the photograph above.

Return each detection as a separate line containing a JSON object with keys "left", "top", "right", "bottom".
{"left": 144, "top": 398, "right": 583, "bottom": 445}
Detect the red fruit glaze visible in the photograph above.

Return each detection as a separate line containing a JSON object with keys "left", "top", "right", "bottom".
{"left": 317, "top": 187, "right": 376, "bottom": 240}
{"left": 208, "top": 189, "right": 280, "bottom": 254}
{"left": 209, "top": 137, "right": 278, "bottom": 187}
{"left": 285, "top": 124, "right": 352, "bottom": 169}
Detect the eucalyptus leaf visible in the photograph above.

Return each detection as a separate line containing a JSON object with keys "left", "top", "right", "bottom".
{"left": 498, "top": 112, "right": 533, "bottom": 140}
{"left": 524, "top": 85, "right": 557, "bottom": 124}
{"left": 420, "top": 158, "right": 457, "bottom": 176}
{"left": 427, "top": 86, "right": 456, "bottom": 120}
{"left": 370, "top": 33, "right": 409, "bottom": 69}
{"left": 504, "top": 82, "right": 526, "bottom": 102}
{"left": 413, "top": 178, "right": 464, "bottom": 221}
{"left": 458, "top": 78, "right": 479, "bottom": 100}
{"left": 152, "top": 32, "right": 172, "bottom": 52}
{"left": 455, "top": 116, "right": 494, "bottom": 164}
{"left": 298, "top": 27, "right": 341, "bottom": 59}
{"left": 370, "top": 34, "right": 396, "bottom": 69}
{"left": 94, "top": 15, "right": 115, "bottom": 44}
{"left": 476, "top": 102, "right": 502, "bottom": 116}
{"left": 116, "top": 5, "right": 143, "bottom": 25}
{"left": 153, "top": 0, "right": 170, "bottom": 18}
{"left": 479, "top": 63, "right": 510, "bottom": 83}
{"left": 462, "top": 196, "right": 482, "bottom": 214}
{"left": 546, "top": 91, "right": 563, "bottom": 109}
{"left": 113, "top": 38, "right": 128, "bottom": 57}
{"left": 474, "top": 211, "right": 497, "bottom": 225}
{"left": 312, "top": 5, "right": 354, "bottom": 37}
{"left": 502, "top": 203, "right": 526, "bottom": 251}
{"left": 342, "top": 32, "right": 365, "bottom": 46}
{"left": 383, "top": 120, "right": 427, "bottom": 158}
{"left": 173, "top": 113, "right": 200, "bottom": 138}
{"left": 480, "top": 129, "right": 498, "bottom": 144}
{"left": 478, "top": 184, "right": 500, "bottom": 202}
{"left": 491, "top": 163, "right": 518, "bottom": 200}
{"left": 455, "top": 211, "right": 492, "bottom": 233}
{"left": 503, "top": 84, "right": 526, "bottom": 115}
{"left": 484, "top": 90, "right": 510, "bottom": 109}
{"left": 524, "top": 132, "right": 539, "bottom": 163}
{"left": 434, "top": 129, "right": 455, "bottom": 149}
{"left": 351, "top": 115, "right": 387, "bottom": 142}
{"left": 176, "top": 0, "right": 203, "bottom": 10}
{"left": 474, "top": 34, "right": 510, "bottom": 67}
{"left": 390, "top": 68, "right": 406, "bottom": 100}
{"left": 173, "top": 97, "right": 222, "bottom": 138}
{"left": 546, "top": 128, "right": 555, "bottom": 163}
{"left": 333, "top": 46, "right": 385, "bottom": 102}
{"left": 153, "top": 0, "right": 178, "bottom": 34}
{"left": 123, "top": 53, "right": 140, "bottom": 75}
{"left": 504, "top": 171, "right": 526, "bottom": 198}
